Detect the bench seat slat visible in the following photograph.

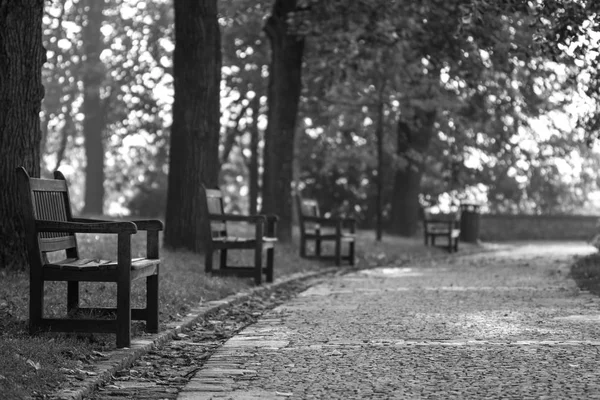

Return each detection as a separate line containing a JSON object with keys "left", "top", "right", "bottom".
{"left": 46, "top": 257, "right": 159, "bottom": 271}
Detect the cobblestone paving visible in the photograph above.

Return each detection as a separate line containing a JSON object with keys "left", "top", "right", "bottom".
{"left": 178, "top": 242, "right": 600, "bottom": 399}
{"left": 84, "top": 277, "right": 329, "bottom": 400}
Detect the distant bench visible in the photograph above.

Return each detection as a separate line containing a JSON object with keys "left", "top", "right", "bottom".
{"left": 200, "top": 185, "right": 277, "bottom": 285}
{"left": 423, "top": 209, "right": 461, "bottom": 253}
{"left": 296, "top": 195, "right": 355, "bottom": 266}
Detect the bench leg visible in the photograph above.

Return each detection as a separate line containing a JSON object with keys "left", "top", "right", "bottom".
{"left": 424, "top": 234, "right": 428, "bottom": 246}
{"left": 432, "top": 236, "right": 436, "bottom": 246}
{"left": 116, "top": 280, "right": 132, "bottom": 348}
{"left": 348, "top": 241, "right": 355, "bottom": 266}
{"left": 266, "top": 247, "right": 274, "bottom": 283}
{"left": 220, "top": 249, "right": 228, "bottom": 269}
{"left": 29, "top": 279, "right": 44, "bottom": 334}
{"left": 146, "top": 272, "right": 159, "bottom": 333}
{"left": 335, "top": 237, "right": 342, "bottom": 266}
{"left": 315, "top": 238, "right": 322, "bottom": 258}
{"left": 67, "top": 281, "right": 79, "bottom": 314}
{"left": 454, "top": 238, "right": 459, "bottom": 252}
{"left": 254, "top": 246, "right": 263, "bottom": 285}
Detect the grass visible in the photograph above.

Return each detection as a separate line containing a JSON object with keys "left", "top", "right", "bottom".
{"left": 0, "top": 225, "right": 476, "bottom": 399}
{"left": 570, "top": 251, "right": 600, "bottom": 295}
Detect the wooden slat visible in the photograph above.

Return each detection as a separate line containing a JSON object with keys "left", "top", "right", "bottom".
{"left": 131, "top": 264, "right": 159, "bottom": 280}
{"left": 43, "top": 267, "right": 119, "bottom": 282}
{"left": 300, "top": 200, "right": 320, "bottom": 218}
{"left": 204, "top": 188, "right": 223, "bottom": 198}
{"left": 29, "top": 177, "right": 68, "bottom": 192}
{"left": 42, "top": 259, "right": 159, "bottom": 281}
{"left": 39, "top": 236, "right": 77, "bottom": 252}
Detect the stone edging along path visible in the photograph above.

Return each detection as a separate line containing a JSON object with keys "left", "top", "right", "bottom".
{"left": 51, "top": 266, "right": 342, "bottom": 400}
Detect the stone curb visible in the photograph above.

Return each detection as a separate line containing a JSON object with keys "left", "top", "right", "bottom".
{"left": 51, "top": 266, "right": 341, "bottom": 400}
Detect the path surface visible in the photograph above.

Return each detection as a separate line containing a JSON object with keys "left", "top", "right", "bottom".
{"left": 178, "top": 242, "right": 600, "bottom": 399}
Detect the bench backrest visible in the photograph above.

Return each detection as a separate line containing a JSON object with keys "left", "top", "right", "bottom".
{"left": 423, "top": 210, "right": 461, "bottom": 221}
{"left": 202, "top": 186, "right": 228, "bottom": 240}
{"left": 423, "top": 209, "right": 461, "bottom": 232}
{"left": 296, "top": 195, "right": 321, "bottom": 232}
{"left": 17, "top": 167, "right": 79, "bottom": 266}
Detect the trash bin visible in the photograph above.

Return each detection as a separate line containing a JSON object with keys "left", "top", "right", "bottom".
{"left": 460, "top": 203, "right": 481, "bottom": 243}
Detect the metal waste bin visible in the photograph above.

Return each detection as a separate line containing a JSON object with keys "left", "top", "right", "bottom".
{"left": 460, "top": 203, "right": 481, "bottom": 243}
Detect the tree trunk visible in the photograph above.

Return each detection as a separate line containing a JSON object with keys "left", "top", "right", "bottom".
{"left": 262, "top": 0, "right": 304, "bottom": 242}
{"left": 389, "top": 110, "right": 436, "bottom": 237}
{"left": 248, "top": 97, "right": 260, "bottom": 215}
{"left": 164, "top": 0, "right": 221, "bottom": 252}
{"left": 0, "top": 1, "right": 45, "bottom": 269}
{"left": 81, "top": 0, "right": 106, "bottom": 215}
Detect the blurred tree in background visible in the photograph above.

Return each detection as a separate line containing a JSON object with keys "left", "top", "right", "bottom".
{"left": 41, "top": 0, "right": 173, "bottom": 216}
{"left": 29, "top": 0, "right": 600, "bottom": 250}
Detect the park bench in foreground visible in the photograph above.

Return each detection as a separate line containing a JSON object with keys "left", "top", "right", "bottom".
{"left": 17, "top": 167, "right": 162, "bottom": 348}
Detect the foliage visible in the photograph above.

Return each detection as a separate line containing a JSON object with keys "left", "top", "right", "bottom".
{"left": 39, "top": 0, "right": 600, "bottom": 230}
{"left": 290, "top": 0, "right": 600, "bottom": 224}
{"left": 42, "top": 0, "right": 173, "bottom": 214}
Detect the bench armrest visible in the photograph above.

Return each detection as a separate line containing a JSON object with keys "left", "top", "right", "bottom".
{"left": 36, "top": 220, "right": 137, "bottom": 234}
{"left": 131, "top": 220, "right": 164, "bottom": 231}
{"left": 209, "top": 213, "right": 267, "bottom": 223}
{"left": 303, "top": 215, "right": 355, "bottom": 231}
{"left": 302, "top": 216, "right": 338, "bottom": 225}
{"left": 72, "top": 218, "right": 163, "bottom": 231}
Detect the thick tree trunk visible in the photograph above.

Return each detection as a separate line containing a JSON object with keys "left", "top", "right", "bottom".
{"left": 81, "top": 0, "right": 106, "bottom": 215}
{"left": 262, "top": 0, "right": 304, "bottom": 242}
{"left": 164, "top": 0, "right": 221, "bottom": 252}
{"left": 389, "top": 110, "right": 436, "bottom": 237}
{"left": 0, "top": 1, "right": 45, "bottom": 269}
{"left": 248, "top": 97, "right": 260, "bottom": 215}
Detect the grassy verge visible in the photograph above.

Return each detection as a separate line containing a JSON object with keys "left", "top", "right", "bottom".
{"left": 0, "top": 226, "right": 479, "bottom": 399}
{"left": 570, "top": 251, "right": 600, "bottom": 295}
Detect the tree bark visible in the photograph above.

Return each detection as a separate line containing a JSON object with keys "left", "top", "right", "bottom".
{"left": 164, "top": 0, "right": 221, "bottom": 252}
{"left": 248, "top": 97, "right": 260, "bottom": 215}
{"left": 0, "top": 0, "right": 45, "bottom": 269}
{"left": 389, "top": 109, "right": 436, "bottom": 237}
{"left": 262, "top": 0, "right": 304, "bottom": 242}
{"left": 81, "top": 0, "right": 106, "bottom": 215}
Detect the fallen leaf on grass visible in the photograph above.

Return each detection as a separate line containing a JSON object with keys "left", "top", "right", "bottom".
{"left": 26, "top": 359, "right": 41, "bottom": 371}
{"left": 92, "top": 350, "right": 108, "bottom": 358}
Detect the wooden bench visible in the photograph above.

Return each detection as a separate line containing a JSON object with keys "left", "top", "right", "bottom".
{"left": 423, "top": 208, "right": 461, "bottom": 253}
{"left": 201, "top": 185, "right": 277, "bottom": 285}
{"left": 296, "top": 195, "right": 356, "bottom": 266}
{"left": 17, "top": 167, "right": 162, "bottom": 348}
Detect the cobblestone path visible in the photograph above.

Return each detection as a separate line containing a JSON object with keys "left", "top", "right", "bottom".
{"left": 178, "top": 242, "right": 600, "bottom": 399}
